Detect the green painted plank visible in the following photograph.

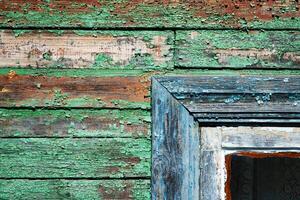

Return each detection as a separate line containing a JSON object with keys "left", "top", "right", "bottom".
{"left": 2, "top": 68, "right": 300, "bottom": 77}
{"left": 0, "top": 179, "right": 150, "bottom": 200}
{"left": 0, "top": 138, "right": 150, "bottom": 178}
{"left": 0, "top": 68, "right": 150, "bottom": 77}
{"left": 0, "top": 30, "right": 173, "bottom": 70}
{"left": 0, "top": 1, "right": 299, "bottom": 29}
{"left": 0, "top": 109, "right": 150, "bottom": 138}
{"left": 176, "top": 31, "right": 300, "bottom": 69}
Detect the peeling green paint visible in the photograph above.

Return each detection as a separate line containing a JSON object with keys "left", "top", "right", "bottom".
{"left": 42, "top": 51, "right": 53, "bottom": 61}
{"left": 64, "top": 97, "right": 107, "bottom": 108}
{"left": 0, "top": 68, "right": 149, "bottom": 77}
{"left": 176, "top": 30, "right": 300, "bottom": 68}
{"left": 111, "top": 100, "right": 150, "bottom": 110}
{"left": 1, "top": 2, "right": 299, "bottom": 29}
{"left": 0, "top": 138, "right": 151, "bottom": 178}
{"left": 0, "top": 180, "right": 150, "bottom": 199}
{"left": 92, "top": 53, "right": 114, "bottom": 68}
{"left": 12, "top": 30, "right": 32, "bottom": 37}
{"left": 0, "top": 109, "right": 150, "bottom": 138}
{"left": 2, "top": 30, "right": 174, "bottom": 70}
{"left": 52, "top": 89, "right": 69, "bottom": 106}
{"left": 1, "top": 1, "right": 299, "bottom": 199}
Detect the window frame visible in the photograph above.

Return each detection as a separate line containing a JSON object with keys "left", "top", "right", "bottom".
{"left": 151, "top": 76, "right": 300, "bottom": 199}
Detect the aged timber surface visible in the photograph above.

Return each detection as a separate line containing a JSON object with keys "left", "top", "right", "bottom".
{"left": 0, "top": 179, "right": 150, "bottom": 199}
{"left": 0, "top": 0, "right": 299, "bottom": 29}
{"left": 221, "top": 127, "right": 300, "bottom": 148}
{"left": 0, "top": 109, "right": 150, "bottom": 138}
{"left": 152, "top": 78, "right": 200, "bottom": 199}
{"left": 0, "top": 30, "right": 173, "bottom": 70}
{"left": 176, "top": 31, "right": 300, "bottom": 69}
{"left": 0, "top": 73, "right": 150, "bottom": 108}
{"left": 0, "top": 138, "right": 150, "bottom": 178}
{"left": 157, "top": 75, "right": 300, "bottom": 115}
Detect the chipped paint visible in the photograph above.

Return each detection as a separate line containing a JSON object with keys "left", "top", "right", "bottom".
{"left": 0, "top": 1, "right": 299, "bottom": 199}
{"left": 0, "top": 138, "right": 151, "bottom": 178}
{"left": 0, "top": 1, "right": 299, "bottom": 28}
{"left": 0, "top": 73, "right": 150, "bottom": 108}
{"left": 0, "top": 30, "right": 173, "bottom": 70}
{"left": 0, "top": 180, "right": 150, "bottom": 199}
{"left": 176, "top": 30, "right": 300, "bottom": 69}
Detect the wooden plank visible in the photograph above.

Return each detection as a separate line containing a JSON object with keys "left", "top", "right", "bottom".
{"left": 0, "top": 109, "right": 150, "bottom": 138}
{"left": 220, "top": 127, "right": 300, "bottom": 148}
{"left": 157, "top": 76, "right": 300, "bottom": 94}
{"left": 0, "top": 73, "right": 150, "bottom": 108}
{"left": 176, "top": 31, "right": 300, "bottom": 69}
{"left": 157, "top": 76, "right": 300, "bottom": 113}
{"left": 200, "top": 150, "right": 225, "bottom": 200}
{"left": 166, "top": 69, "right": 300, "bottom": 76}
{"left": 0, "top": 179, "right": 150, "bottom": 200}
{"left": 200, "top": 127, "right": 225, "bottom": 200}
{"left": 0, "top": 68, "right": 152, "bottom": 77}
{"left": 195, "top": 112, "right": 300, "bottom": 123}
{"left": 0, "top": 30, "right": 173, "bottom": 70}
{"left": 152, "top": 77, "right": 200, "bottom": 199}
{"left": 0, "top": 138, "right": 150, "bottom": 178}
{"left": 184, "top": 102, "right": 300, "bottom": 113}
{"left": 0, "top": 1, "right": 299, "bottom": 29}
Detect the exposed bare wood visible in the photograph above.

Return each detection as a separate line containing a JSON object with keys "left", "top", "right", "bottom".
{"left": 151, "top": 77, "right": 200, "bottom": 199}
{"left": 0, "top": 30, "right": 173, "bottom": 69}
{"left": 0, "top": 74, "right": 150, "bottom": 108}
{"left": 220, "top": 127, "right": 300, "bottom": 148}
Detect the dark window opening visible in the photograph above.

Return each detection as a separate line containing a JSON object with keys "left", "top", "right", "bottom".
{"left": 225, "top": 152, "right": 300, "bottom": 200}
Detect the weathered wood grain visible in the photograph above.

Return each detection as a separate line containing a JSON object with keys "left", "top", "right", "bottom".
{"left": 0, "top": 1, "right": 299, "bottom": 29}
{"left": 0, "top": 179, "right": 150, "bottom": 200}
{"left": 0, "top": 73, "right": 150, "bottom": 108}
{"left": 186, "top": 102, "right": 300, "bottom": 113}
{"left": 0, "top": 30, "right": 173, "bottom": 70}
{"left": 195, "top": 113, "right": 300, "bottom": 124}
{"left": 152, "top": 77, "right": 200, "bottom": 199}
{"left": 176, "top": 31, "right": 300, "bottom": 69}
{"left": 0, "top": 68, "right": 151, "bottom": 77}
{"left": 200, "top": 127, "right": 225, "bottom": 200}
{"left": 158, "top": 76, "right": 300, "bottom": 94}
{"left": 153, "top": 76, "right": 300, "bottom": 199}
{"left": 166, "top": 69, "right": 300, "bottom": 76}
{"left": 0, "top": 109, "right": 150, "bottom": 138}
{"left": 157, "top": 76, "right": 300, "bottom": 114}
{"left": 0, "top": 138, "right": 150, "bottom": 178}
{"left": 200, "top": 126, "right": 300, "bottom": 199}
{"left": 220, "top": 127, "right": 300, "bottom": 148}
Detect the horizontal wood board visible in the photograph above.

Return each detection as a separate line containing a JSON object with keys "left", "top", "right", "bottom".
{"left": 157, "top": 76, "right": 300, "bottom": 119}
{"left": 175, "top": 30, "right": 300, "bottom": 69}
{"left": 0, "top": 138, "right": 150, "bottom": 178}
{"left": 220, "top": 126, "right": 300, "bottom": 148}
{"left": 0, "top": 109, "right": 150, "bottom": 138}
{"left": 0, "top": 30, "right": 173, "bottom": 70}
{"left": 0, "top": 0, "right": 299, "bottom": 29}
{"left": 0, "top": 73, "right": 150, "bottom": 108}
{"left": 0, "top": 179, "right": 150, "bottom": 199}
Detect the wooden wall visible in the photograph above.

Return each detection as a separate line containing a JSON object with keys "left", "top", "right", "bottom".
{"left": 0, "top": 1, "right": 299, "bottom": 199}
